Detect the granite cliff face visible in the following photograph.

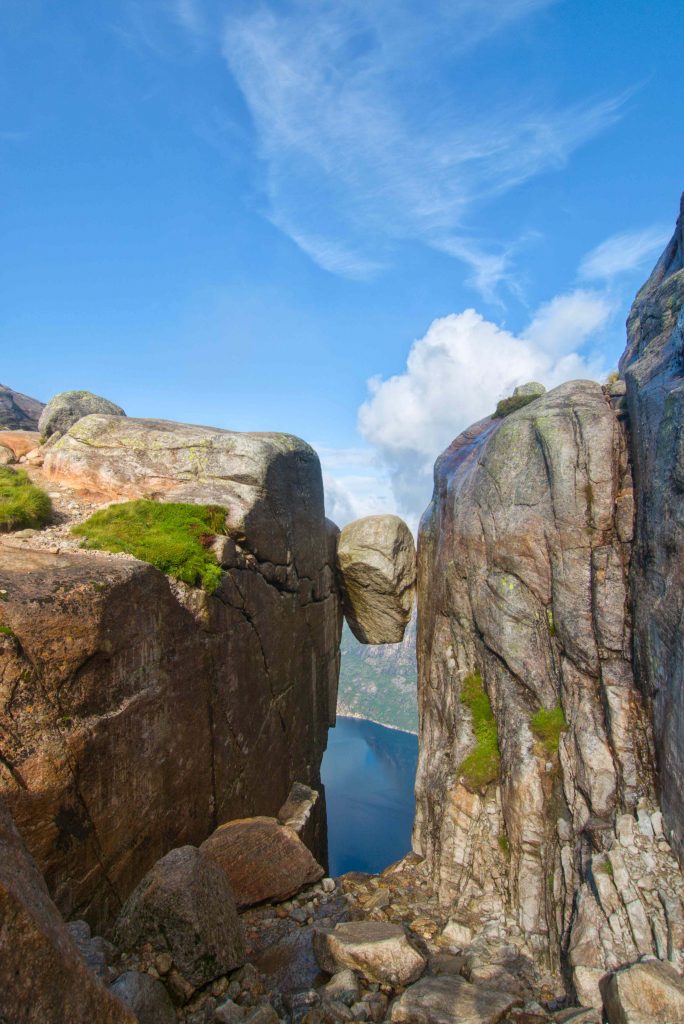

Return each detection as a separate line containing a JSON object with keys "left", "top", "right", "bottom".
{"left": 0, "top": 415, "right": 342, "bottom": 933}
{"left": 620, "top": 194, "right": 684, "bottom": 862}
{"left": 412, "top": 196, "right": 684, "bottom": 1009}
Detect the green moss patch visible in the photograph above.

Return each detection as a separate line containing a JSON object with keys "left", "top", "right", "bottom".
{"left": 530, "top": 704, "right": 567, "bottom": 757}
{"left": 72, "top": 500, "right": 227, "bottom": 593}
{"left": 459, "top": 672, "right": 501, "bottom": 790}
{"left": 0, "top": 467, "right": 52, "bottom": 532}
{"left": 493, "top": 392, "right": 540, "bottom": 418}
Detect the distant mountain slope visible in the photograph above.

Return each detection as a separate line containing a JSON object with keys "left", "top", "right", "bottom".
{"left": 337, "top": 614, "right": 418, "bottom": 733}
{"left": 0, "top": 384, "right": 44, "bottom": 430}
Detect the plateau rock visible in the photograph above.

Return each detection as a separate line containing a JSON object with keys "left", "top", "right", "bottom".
{"left": 413, "top": 376, "right": 683, "bottom": 998}
{"left": 38, "top": 389, "right": 125, "bottom": 438}
{"left": 0, "top": 383, "right": 43, "bottom": 431}
{"left": 200, "top": 816, "right": 324, "bottom": 908}
{"left": 114, "top": 845, "right": 244, "bottom": 990}
{"left": 337, "top": 514, "right": 416, "bottom": 644}
{"left": 0, "top": 415, "right": 341, "bottom": 931}
{"left": 0, "top": 796, "right": 135, "bottom": 1024}
{"left": 619, "top": 193, "right": 684, "bottom": 863}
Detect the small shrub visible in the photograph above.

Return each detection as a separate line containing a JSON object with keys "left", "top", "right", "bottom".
{"left": 493, "top": 392, "right": 540, "bottom": 419}
{"left": 594, "top": 857, "right": 614, "bottom": 878}
{"left": 459, "top": 672, "right": 501, "bottom": 790}
{"left": 72, "top": 500, "right": 228, "bottom": 593}
{"left": 605, "top": 370, "right": 620, "bottom": 385}
{"left": 530, "top": 704, "right": 567, "bottom": 757}
{"left": 0, "top": 467, "right": 52, "bottom": 532}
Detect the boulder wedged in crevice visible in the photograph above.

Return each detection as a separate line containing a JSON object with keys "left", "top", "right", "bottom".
{"left": 336, "top": 514, "right": 416, "bottom": 644}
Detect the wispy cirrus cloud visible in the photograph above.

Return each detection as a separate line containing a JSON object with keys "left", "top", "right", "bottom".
{"left": 579, "top": 225, "right": 670, "bottom": 280}
{"left": 219, "top": 0, "right": 627, "bottom": 293}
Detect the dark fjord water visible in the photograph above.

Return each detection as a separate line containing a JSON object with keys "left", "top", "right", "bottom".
{"left": 321, "top": 716, "right": 419, "bottom": 876}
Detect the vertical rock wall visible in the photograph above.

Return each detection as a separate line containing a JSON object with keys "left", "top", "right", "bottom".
{"left": 413, "top": 378, "right": 684, "bottom": 1004}
{"left": 620, "top": 194, "right": 684, "bottom": 860}
{"left": 0, "top": 419, "right": 342, "bottom": 933}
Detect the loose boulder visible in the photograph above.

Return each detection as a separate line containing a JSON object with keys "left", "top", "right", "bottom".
{"left": 200, "top": 816, "right": 324, "bottom": 908}
{"left": 0, "top": 444, "right": 14, "bottom": 465}
{"left": 389, "top": 974, "right": 518, "bottom": 1024}
{"left": 313, "top": 921, "right": 426, "bottom": 986}
{"left": 336, "top": 515, "right": 416, "bottom": 644}
{"left": 39, "top": 389, "right": 125, "bottom": 438}
{"left": 601, "top": 960, "right": 684, "bottom": 1023}
{"left": 277, "top": 782, "right": 319, "bottom": 834}
{"left": 114, "top": 845, "right": 244, "bottom": 990}
{"left": 0, "top": 796, "right": 135, "bottom": 1024}
{"left": 110, "top": 971, "right": 176, "bottom": 1024}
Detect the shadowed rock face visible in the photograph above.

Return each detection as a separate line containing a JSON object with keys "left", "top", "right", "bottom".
{"left": 0, "top": 383, "right": 44, "bottom": 431}
{"left": 412, "top": 379, "right": 684, "bottom": 1001}
{"left": 0, "top": 795, "right": 135, "bottom": 1024}
{"left": 619, "top": 194, "right": 684, "bottom": 863}
{"left": 0, "top": 418, "right": 342, "bottom": 933}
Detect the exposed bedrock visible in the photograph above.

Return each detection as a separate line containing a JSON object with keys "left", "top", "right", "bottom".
{"left": 619, "top": 193, "right": 684, "bottom": 863}
{"left": 412, "top": 377, "right": 684, "bottom": 1004}
{"left": 336, "top": 514, "right": 416, "bottom": 644}
{"left": 0, "top": 417, "right": 342, "bottom": 933}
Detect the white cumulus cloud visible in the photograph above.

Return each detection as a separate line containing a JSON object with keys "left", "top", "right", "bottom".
{"left": 357, "top": 292, "right": 610, "bottom": 522}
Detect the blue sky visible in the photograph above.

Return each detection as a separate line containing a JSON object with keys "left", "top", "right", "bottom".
{"left": 2, "top": 0, "right": 683, "bottom": 525}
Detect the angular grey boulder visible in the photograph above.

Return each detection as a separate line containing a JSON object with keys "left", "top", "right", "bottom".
{"left": 38, "top": 389, "right": 125, "bottom": 438}
{"left": 389, "top": 974, "right": 518, "bottom": 1024}
{"left": 113, "top": 845, "right": 244, "bottom": 991}
{"left": 314, "top": 921, "right": 425, "bottom": 985}
{"left": 601, "top": 960, "right": 684, "bottom": 1024}
{"left": 110, "top": 971, "right": 176, "bottom": 1024}
{"left": 336, "top": 515, "right": 416, "bottom": 644}
{"left": 513, "top": 381, "right": 545, "bottom": 399}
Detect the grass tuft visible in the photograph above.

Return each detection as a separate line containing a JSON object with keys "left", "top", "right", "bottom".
{"left": 459, "top": 672, "right": 501, "bottom": 790}
{"left": 493, "top": 392, "right": 540, "bottom": 419}
{"left": 0, "top": 467, "right": 52, "bottom": 532}
{"left": 530, "top": 704, "right": 567, "bottom": 757}
{"left": 72, "top": 500, "right": 227, "bottom": 593}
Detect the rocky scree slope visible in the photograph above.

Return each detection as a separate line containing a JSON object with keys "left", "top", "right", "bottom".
{"left": 413, "top": 196, "right": 684, "bottom": 1011}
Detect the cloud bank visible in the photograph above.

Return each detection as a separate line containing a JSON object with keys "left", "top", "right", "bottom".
{"left": 355, "top": 288, "right": 611, "bottom": 524}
